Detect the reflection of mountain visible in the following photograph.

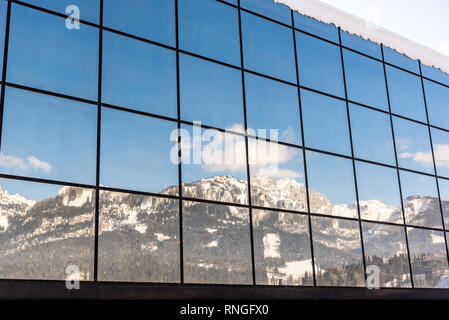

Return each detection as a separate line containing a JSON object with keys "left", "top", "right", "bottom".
{"left": 0, "top": 176, "right": 447, "bottom": 287}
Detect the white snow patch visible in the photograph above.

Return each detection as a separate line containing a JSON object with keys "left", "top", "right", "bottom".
{"left": 275, "top": 0, "right": 449, "bottom": 75}
{"left": 263, "top": 233, "right": 281, "bottom": 259}
{"left": 155, "top": 233, "right": 171, "bottom": 242}
{"left": 278, "top": 259, "right": 312, "bottom": 280}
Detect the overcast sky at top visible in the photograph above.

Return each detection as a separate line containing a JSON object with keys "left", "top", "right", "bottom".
{"left": 318, "top": 0, "right": 449, "bottom": 57}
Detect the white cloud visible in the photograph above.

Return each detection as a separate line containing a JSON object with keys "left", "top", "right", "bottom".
{"left": 403, "top": 144, "right": 449, "bottom": 168}
{"left": 399, "top": 152, "right": 413, "bottom": 159}
{"left": 0, "top": 153, "right": 52, "bottom": 173}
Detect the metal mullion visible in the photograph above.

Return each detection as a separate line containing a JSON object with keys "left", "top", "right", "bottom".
{"left": 0, "top": 0, "right": 11, "bottom": 151}
{"left": 338, "top": 27, "right": 367, "bottom": 282}
{"left": 237, "top": 0, "right": 256, "bottom": 289}
{"left": 381, "top": 44, "right": 415, "bottom": 287}
{"left": 0, "top": 173, "right": 96, "bottom": 189}
{"left": 291, "top": 11, "right": 316, "bottom": 287}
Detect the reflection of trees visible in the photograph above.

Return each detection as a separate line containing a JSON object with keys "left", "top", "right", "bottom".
{"left": 316, "top": 262, "right": 365, "bottom": 287}
{"left": 366, "top": 254, "right": 411, "bottom": 287}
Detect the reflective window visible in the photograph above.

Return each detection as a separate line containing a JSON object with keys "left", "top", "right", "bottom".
{"left": 386, "top": 65, "right": 426, "bottom": 122}
{"left": 102, "top": 31, "right": 177, "bottom": 118}
{"left": 294, "top": 13, "right": 339, "bottom": 43}
{"left": 103, "top": 0, "right": 175, "bottom": 46}
{"left": 240, "top": 0, "right": 292, "bottom": 25}
{"left": 253, "top": 210, "right": 313, "bottom": 286}
{"left": 400, "top": 170, "right": 442, "bottom": 229}
{"left": 245, "top": 72, "right": 301, "bottom": 145}
{"left": 422, "top": 65, "right": 449, "bottom": 87}
{"left": 22, "top": 0, "right": 100, "bottom": 24}
{"left": 223, "top": 0, "right": 237, "bottom": 4}
{"left": 302, "top": 90, "right": 351, "bottom": 156}
{"left": 1, "top": 88, "right": 97, "bottom": 184}
{"left": 394, "top": 117, "right": 434, "bottom": 174}
{"left": 296, "top": 32, "right": 345, "bottom": 97}
{"left": 340, "top": 31, "right": 382, "bottom": 59}
{"left": 424, "top": 79, "right": 449, "bottom": 130}
{"left": 307, "top": 151, "right": 357, "bottom": 218}
{"left": 356, "top": 162, "right": 403, "bottom": 224}
{"left": 312, "top": 216, "right": 365, "bottom": 287}
{"left": 241, "top": 11, "right": 296, "bottom": 83}
{"left": 0, "top": 178, "right": 95, "bottom": 280}
{"left": 180, "top": 124, "right": 248, "bottom": 205}
{"left": 180, "top": 54, "right": 244, "bottom": 130}
{"left": 179, "top": 0, "right": 240, "bottom": 66}
{"left": 343, "top": 49, "right": 388, "bottom": 111}
{"left": 408, "top": 228, "right": 449, "bottom": 288}
{"left": 183, "top": 201, "right": 252, "bottom": 284}
{"left": 350, "top": 104, "right": 395, "bottom": 165}
{"left": 249, "top": 139, "right": 307, "bottom": 212}
{"left": 431, "top": 128, "right": 449, "bottom": 178}
{"left": 7, "top": 4, "right": 98, "bottom": 100}
{"left": 0, "top": 0, "right": 7, "bottom": 77}
{"left": 383, "top": 47, "right": 420, "bottom": 74}
{"left": 100, "top": 108, "right": 178, "bottom": 194}
{"left": 98, "top": 191, "right": 180, "bottom": 283}
{"left": 438, "top": 178, "right": 449, "bottom": 229}
{"left": 362, "top": 223, "right": 411, "bottom": 288}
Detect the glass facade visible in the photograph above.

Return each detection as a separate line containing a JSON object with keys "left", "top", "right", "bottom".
{"left": 1, "top": 0, "right": 449, "bottom": 291}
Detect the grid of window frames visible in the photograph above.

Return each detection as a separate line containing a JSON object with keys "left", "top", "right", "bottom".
{"left": 1, "top": 0, "right": 449, "bottom": 289}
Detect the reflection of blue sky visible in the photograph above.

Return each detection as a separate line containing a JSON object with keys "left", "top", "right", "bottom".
{"left": 306, "top": 151, "right": 356, "bottom": 206}
{"left": 294, "top": 12, "right": 339, "bottom": 43}
{"left": 102, "top": 30, "right": 177, "bottom": 118}
{"left": 296, "top": 32, "right": 345, "bottom": 98}
{"left": 387, "top": 65, "right": 426, "bottom": 122}
{"left": 245, "top": 72, "right": 301, "bottom": 145}
{"left": 394, "top": 117, "right": 434, "bottom": 174}
{"left": 100, "top": 107, "right": 178, "bottom": 193}
{"left": 430, "top": 128, "right": 449, "bottom": 178}
{"left": 103, "top": 0, "right": 175, "bottom": 46}
{"left": 240, "top": 0, "right": 291, "bottom": 25}
{"left": 22, "top": 0, "right": 99, "bottom": 23}
{"left": 7, "top": 4, "right": 98, "bottom": 100}
{"left": 302, "top": 90, "right": 351, "bottom": 156}
{"left": 424, "top": 79, "right": 449, "bottom": 130}
{"left": 1, "top": 88, "right": 97, "bottom": 185}
{"left": 180, "top": 54, "right": 244, "bottom": 130}
{"left": 0, "top": 0, "right": 6, "bottom": 76}
{"left": 241, "top": 11, "right": 296, "bottom": 83}
{"left": 343, "top": 49, "right": 388, "bottom": 111}
{"left": 350, "top": 104, "right": 395, "bottom": 165}
{"left": 0, "top": 177, "right": 66, "bottom": 202}
{"left": 400, "top": 170, "right": 438, "bottom": 201}
{"left": 422, "top": 66, "right": 449, "bottom": 87}
{"left": 383, "top": 47, "right": 420, "bottom": 74}
{"left": 179, "top": 0, "right": 240, "bottom": 66}
{"left": 340, "top": 31, "right": 381, "bottom": 59}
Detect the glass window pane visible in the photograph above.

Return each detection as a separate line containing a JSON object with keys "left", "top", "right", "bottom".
{"left": 383, "top": 47, "right": 420, "bottom": 74}
{"left": 249, "top": 139, "right": 307, "bottom": 212}
{"left": 180, "top": 54, "right": 244, "bottom": 130}
{"left": 302, "top": 90, "right": 351, "bottom": 156}
{"left": 100, "top": 108, "right": 178, "bottom": 194}
{"left": 307, "top": 151, "right": 357, "bottom": 218}
{"left": 424, "top": 79, "right": 449, "bottom": 130}
{"left": 242, "top": 11, "right": 296, "bottom": 83}
{"left": 102, "top": 31, "right": 177, "bottom": 118}
{"left": 103, "top": 0, "right": 175, "bottom": 46}
{"left": 343, "top": 49, "right": 388, "bottom": 111}
{"left": 422, "top": 65, "right": 449, "bottom": 87}
{"left": 1, "top": 88, "right": 97, "bottom": 184}
{"left": 7, "top": 4, "right": 98, "bottom": 100}
{"left": 296, "top": 32, "right": 345, "bottom": 97}
{"left": 22, "top": 0, "right": 100, "bottom": 24}
{"left": 431, "top": 128, "right": 449, "bottom": 178}
{"left": 312, "top": 216, "right": 365, "bottom": 287}
{"left": 400, "top": 170, "right": 442, "bottom": 229}
{"left": 253, "top": 210, "right": 313, "bottom": 286}
{"left": 179, "top": 0, "right": 240, "bottom": 65}
{"left": 240, "top": 0, "right": 291, "bottom": 25}
{"left": 439, "top": 178, "right": 449, "bottom": 229}
{"left": 356, "top": 162, "right": 403, "bottom": 224}
{"left": 223, "top": 0, "right": 237, "bottom": 5}
{"left": 183, "top": 201, "right": 252, "bottom": 284}
{"left": 0, "top": 178, "right": 95, "bottom": 280}
{"left": 98, "top": 191, "right": 180, "bottom": 283}
{"left": 340, "top": 31, "right": 382, "bottom": 59}
{"left": 408, "top": 227, "right": 449, "bottom": 288}
{"left": 362, "top": 223, "right": 411, "bottom": 288}
{"left": 386, "top": 65, "right": 426, "bottom": 122}
{"left": 294, "top": 12, "right": 339, "bottom": 43}
{"left": 180, "top": 124, "right": 248, "bottom": 205}
{"left": 394, "top": 117, "right": 434, "bottom": 174}
{"left": 350, "top": 104, "right": 395, "bottom": 165}
{"left": 0, "top": 0, "right": 7, "bottom": 77}
{"left": 245, "top": 72, "right": 301, "bottom": 145}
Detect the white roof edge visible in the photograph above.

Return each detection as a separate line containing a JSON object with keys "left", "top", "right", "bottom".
{"left": 275, "top": 0, "right": 449, "bottom": 75}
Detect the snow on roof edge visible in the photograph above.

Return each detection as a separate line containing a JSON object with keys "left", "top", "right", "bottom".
{"left": 275, "top": 0, "right": 449, "bottom": 75}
